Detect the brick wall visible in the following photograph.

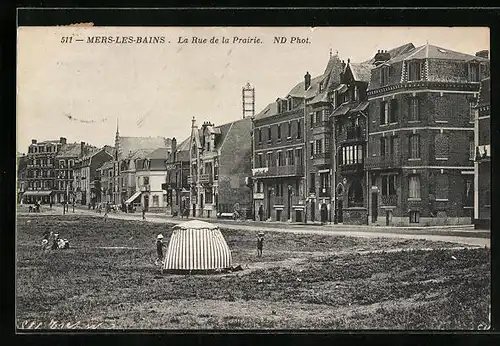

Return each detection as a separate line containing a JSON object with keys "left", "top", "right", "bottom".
{"left": 479, "top": 117, "right": 490, "bottom": 146}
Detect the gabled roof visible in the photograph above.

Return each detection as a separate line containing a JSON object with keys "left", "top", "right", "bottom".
{"left": 477, "top": 77, "right": 490, "bottom": 107}
{"left": 176, "top": 137, "right": 190, "bottom": 152}
{"left": 56, "top": 143, "right": 84, "bottom": 157}
{"left": 98, "top": 161, "right": 114, "bottom": 171}
{"left": 348, "top": 63, "right": 372, "bottom": 82}
{"left": 128, "top": 148, "right": 156, "bottom": 160}
{"left": 254, "top": 102, "right": 278, "bottom": 120}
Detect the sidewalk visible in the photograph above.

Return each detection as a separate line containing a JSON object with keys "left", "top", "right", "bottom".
{"left": 45, "top": 205, "right": 490, "bottom": 247}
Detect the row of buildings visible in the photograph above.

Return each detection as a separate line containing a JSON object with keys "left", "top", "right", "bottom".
{"left": 251, "top": 43, "right": 490, "bottom": 227}
{"left": 16, "top": 42, "right": 490, "bottom": 228}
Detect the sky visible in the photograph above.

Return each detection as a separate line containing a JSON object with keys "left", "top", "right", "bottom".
{"left": 17, "top": 26, "right": 489, "bottom": 152}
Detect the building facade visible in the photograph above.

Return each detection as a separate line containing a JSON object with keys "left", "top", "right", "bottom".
{"left": 134, "top": 147, "right": 172, "bottom": 213}
{"left": 164, "top": 137, "right": 191, "bottom": 216}
{"left": 22, "top": 138, "right": 64, "bottom": 204}
{"left": 365, "top": 44, "right": 489, "bottom": 226}
{"left": 73, "top": 145, "right": 114, "bottom": 206}
{"left": 97, "top": 161, "right": 114, "bottom": 204}
{"left": 189, "top": 117, "right": 252, "bottom": 219}
{"left": 330, "top": 60, "right": 372, "bottom": 225}
{"left": 17, "top": 153, "right": 28, "bottom": 204}
{"left": 474, "top": 76, "right": 490, "bottom": 229}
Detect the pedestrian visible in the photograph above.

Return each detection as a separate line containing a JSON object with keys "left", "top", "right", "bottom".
{"left": 258, "top": 205, "right": 264, "bottom": 221}
{"left": 72, "top": 201, "right": 75, "bottom": 213}
{"left": 257, "top": 232, "right": 264, "bottom": 257}
{"left": 49, "top": 200, "right": 52, "bottom": 209}
{"left": 142, "top": 206, "right": 146, "bottom": 220}
{"left": 104, "top": 204, "right": 108, "bottom": 221}
{"left": 155, "top": 234, "right": 166, "bottom": 265}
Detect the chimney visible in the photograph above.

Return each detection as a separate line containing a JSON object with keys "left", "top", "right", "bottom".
{"left": 475, "top": 50, "right": 489, "bottom": 59}
{"left": 304, "top": 72, "right": 311, "bottom": 91}
{"left": 80, "top": 142, "right": 86, "bottom": 157}
{"left": 31, "top": 139, "right": 37, "bottom": 144}
{"left": 373, "top": 49, "right": 391, "bottom": 66}
{"left": 59, "top": 137, "right": 67, "bottom": 145}
{"left": 172, "top": 137, "right": 177, "bottom": 153}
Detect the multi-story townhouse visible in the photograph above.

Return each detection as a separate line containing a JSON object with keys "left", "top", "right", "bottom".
{"left": 474, "top": 76, "right": 490, "bottom": 229}
{"left": 164, "top": 137, "right": 191, "bottom": 216}
{"left": 133, "top": 147, "right": 172, "bottom": 212}
{"left": 23, "top": 138, "right": 64, "bottom": 204}
{"left": 305, "top": 53, "right": 344, "bottom": 224}
{"left": 73, "top": 145, "right": 114, "bottom": 206}
{"left": 330, "top": 59, "right": 372, "bottom": 224}
{"left": 121, "top": 149, "right": 158, "bottom": 207}
{"left": 252, "top": 75, "right": 310, "bottom": 223}
{"left": 189, "top": 116, "right": 252, "bottom": 219}
{"left": 365, "top": 44, "right": 489, "bottom": 226}
{"left": 114, "top": 125, "right": 171, "bottom": 205}
{"left": 97, "top": 161, "right": 114, "bottom": 204}
{"left": 55, "top": 141, "right": 96, "bottom": 204}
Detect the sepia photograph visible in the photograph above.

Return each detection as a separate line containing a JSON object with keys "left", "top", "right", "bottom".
{"left": 16, "top": 25, "right": 491, "bottom": 330}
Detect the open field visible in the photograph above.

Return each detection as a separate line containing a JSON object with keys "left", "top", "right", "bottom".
{"left": 16, "top": 214, "right": 490, "bottom": 329}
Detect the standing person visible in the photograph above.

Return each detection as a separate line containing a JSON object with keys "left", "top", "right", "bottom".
{"left": 257, "top": 232, "right": 264, "bottom": 257}
{"left": 49, "top": 199, "right": 52, "bottom": 209}
{"left": 103, "top": 204, "right": 109, "bottom": 221}
{"left": 142, "top": 206, "right": 146, "bottom": 220}
{"left": 155, "top": 234, "right": 166, "bottom": 265}
{"left": 72, "top": 200, "right": 75, "bottom": 213}
{"left": 258, "top": 205, "right": 264, "bottom": 221}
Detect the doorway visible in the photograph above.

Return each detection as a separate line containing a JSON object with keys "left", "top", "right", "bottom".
{"left": 295, "top": 209, "right": 303, "bottom": 223}
{"left": 371, "top": 192, "right": 378, "bottom": 223}
{"left": 200, "top": 194, "right": 204, "bottom": 216}
{"left": 337, "top": 199, "right": 343, "bottom": 223}
{"left": 287, "top": 188, "right": 292, "bottom": 221}
{"left": 267, "top": 189, "right": 272, "bottom": 220}
{"left": 143, "top": 195, "right": 149, "bottom": 212}
{"left": 320, "top": 204, "right": 328, "bottom": 224}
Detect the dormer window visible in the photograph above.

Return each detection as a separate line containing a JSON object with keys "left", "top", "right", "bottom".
{"left": 468, "top": 62, "right": 480, "bottom": 82}
{"left": 407, "top": 61, "right": 422, "bottom": 81}
{"left": 287, "top": 97, "right": 292, "bottom": 111}
{"left": 380, "top": 66, "right": 390, "bottom": 85}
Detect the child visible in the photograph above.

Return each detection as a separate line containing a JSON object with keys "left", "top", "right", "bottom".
{"left": 155, "top": 234, "right": 166, "bottom": 265}
{"left": 51, "top": 233, "right": 60, "bottom": 250}
{"left": 257, "top": 232, "right": 264, "bottom": 257}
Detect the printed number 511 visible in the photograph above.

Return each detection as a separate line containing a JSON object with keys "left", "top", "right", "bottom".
{"left": 61, "top": 36, "right": 73, "bottom": 44}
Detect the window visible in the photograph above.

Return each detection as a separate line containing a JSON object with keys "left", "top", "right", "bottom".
{"left": 287, "top": 150, "right": 295, "bottom": 166}
{"left": 297, "top": 120, "right": 302, "bottom": 139}
{"left": 381, "top": 175, "right": 396, "bottom": 196}
{"left": 258, "top": 154, "right": 263, "bottom": 168}
{"left": 409, "top": 134, "right": 420, "bottom": 159}
{"left": 389, "top": 136, "right": 398, "bottom": 157}
{"left": 354, "top": 85, "right": 359, "bottom": 101}
{"left": 296, "top": 148, "right": 303, "bottom": 165}
{"left": 348, "top": 179, "right": 364, "bottom": 207}
{"left": 380, "top": 137, "right": 387, "bottom": 157}
{"left": 153, "top": 195, "right": 159, "bottom": 207}
{"left": 325, "top": 137, "right": 330, "bottom": 153}
{"left": 469, "top": 139, "right": 475, "bottom": 161}
{"left": 408, "top": 175, "right": 421, "bottom": 199}
{"left": 469, "top": 100, "right": 476, "bottom": 123}
{"left": 342, "top": 145, "right": 364, "bottom": 165}
{"left": 257, "top": 128, "right": 262, "bottom": 142}
{"left": 390, "top": 99, "right": 398, "bottom": 123}
{"left": 256, "top": 181, "right": 263, "bottom": 193}
{"left": 316, "top": 111, "right": 323, "bottom": 124}
{"left": 408, "top": 61, "right": 422, "bottom": 81}
{"left": 205, "top": 188, "right": 213, "bottom": 203}
{"left": 277, "top": 124, "right": 282, "bottom": 140}
{"left": 267, "top": 153, "right": 273, "bottom": 167}
{"left": 409, "top": 98, "right": 420, "bottom": 121}
{"left": 143, "top": 176, "right": 149, "bottom": 185}
{"left": 380, "top": 66, "right": 390, "bottom": 85}
{"left": 319, "top": 172, "right": 330, "bottom": 192}
{"left": 315, "top": 139, "right": 323, "bottom": 154}
{"left": 275, "top": 183, "right": 283, "bottom": 197}
{"left": 309, "top": 173, "right": 316, "bottom": 193}
{"left": 380, "top": 101, "right": 389, "bottom": 125}
{"left": 288, "top": 98, "right": 292, "bottom": 111}
{"left": 287, "top": 122, "right": 292, "bottom": 138}
{"left": 277, "top": 151, "right": 284, "bottom": 166}
{"left": 310, "top": 142, "right": 314, "bottom": 157}
{"left": 267, "top": 127, "right": 272, "bottom": 142}
{"left": 309, "top": 113, "right": 314, "bottom": 127}
{"left": 469, "top": 63, "right": 479, "bottom": 82}
{"left": 409, "top": 210, "right": 420, "bottom": 223}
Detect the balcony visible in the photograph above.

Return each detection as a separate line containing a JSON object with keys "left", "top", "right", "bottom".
{"left": 140, "top": 184, "right": 150, "bottom": 192}
{"left": 365, "top": 155, "right": 402, "bottom": 170}
{"left": 252, "top": 165, "right": 304, "bottom": 178}
{"left": 312, "top": 152, "right": 331, "bottom": 166}
{"left": 253, "top": 192, "right": 264, "bottom": 199}
{"left": 381, "top": 194, "right": 398, "bottom": 206}
{"left": 340, "top": 162, "right": 364, "bottom": 174}
{"left": 199, "top": 173, "right": 213, "bottom": 184}
{"left": 312, "top": 121, "right": 330, "bottom": 135}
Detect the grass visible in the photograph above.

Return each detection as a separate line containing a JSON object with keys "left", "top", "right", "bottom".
{"left": 16, "top": 214, "right": 490, "bottom": 329}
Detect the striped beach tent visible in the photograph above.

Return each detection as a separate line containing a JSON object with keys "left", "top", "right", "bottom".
{"left": 163, "top": 220, "right": 232, "bottom": 274}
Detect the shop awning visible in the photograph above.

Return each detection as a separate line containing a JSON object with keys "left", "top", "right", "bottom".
{"left": 22, "top": 190, "right": 53, "bottom": 197}
{"left": 125, "top": 191, "right": 141, "bottom": 205}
